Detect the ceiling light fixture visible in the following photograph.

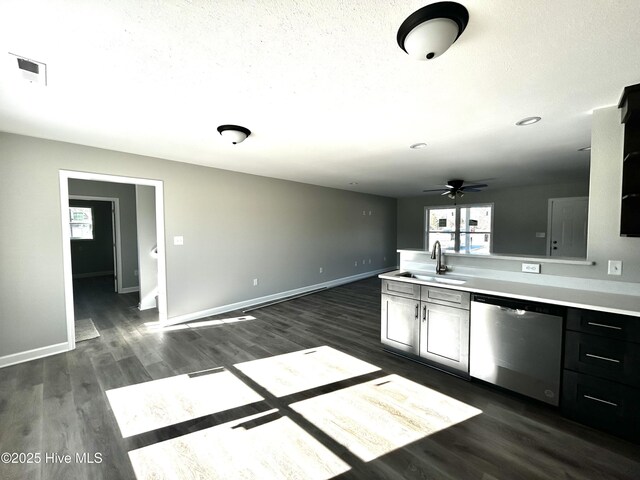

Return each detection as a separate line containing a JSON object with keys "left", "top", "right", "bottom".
{"left": 515, "top": 116, "right": 541, "bottom": 126}
{"left": 217, "top": 125, "right": 251, "bottom": 144}
{"left": 578, "top": 146, "right": 591, "bottom": 151}
{"left": 410, "top": 142, "right": 428, "bottom": 149}
{"left": 397, "top": 2, "right": 469, "bottom": 61}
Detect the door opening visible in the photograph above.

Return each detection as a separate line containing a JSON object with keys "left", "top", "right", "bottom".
{"left": 59, "top": 171, "right": 168, "bottom": 351}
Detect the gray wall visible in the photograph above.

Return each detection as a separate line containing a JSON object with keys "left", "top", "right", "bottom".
{"left": 69, "top": 199, "right": 114, "bottom": 276}
{"left": 69, "top": 180, "right": 139, "bottom": 289}
{"left": 398, "top": 105, "right": 640, "bottom": 282}
{"left": 0, "top": 132, "right": 397, "bottom": 359}
{"left": 397, "top": 181, "right": 589, "bottom": 256}
{"left": 136, "top": 185, "right": 158, "bottom": 310}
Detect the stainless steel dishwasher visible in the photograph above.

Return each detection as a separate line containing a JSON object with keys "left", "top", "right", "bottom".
{"left": 470, "top": 294, "right": 564, "bottom": 406}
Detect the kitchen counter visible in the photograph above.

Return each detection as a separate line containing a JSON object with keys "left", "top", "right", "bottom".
{"left": 379, "top": 270, "right": 640, "bottom": 317}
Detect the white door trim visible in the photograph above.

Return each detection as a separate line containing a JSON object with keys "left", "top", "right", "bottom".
{"left": 69, "top": 195, "right": 122, "bottom": 293}
{"left": 60, "top": 170, "right": 168, "bottom": 351}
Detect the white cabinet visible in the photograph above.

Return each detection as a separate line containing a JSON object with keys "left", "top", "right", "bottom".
{"left": 381, "top": 280, "right": 470, "bottom": 377}
{"left": 381, "top": 293, "right": 420, "bottom": 355}
{"left": 420, "top": 302, "right": 470, "bottom": 375}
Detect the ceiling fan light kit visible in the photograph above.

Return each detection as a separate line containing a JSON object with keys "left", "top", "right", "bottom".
{"left": 397, "top": 1, "right": 469, "bottom": 60}
{"left": 217, "top": 124, "right": 251, "bottom": 144}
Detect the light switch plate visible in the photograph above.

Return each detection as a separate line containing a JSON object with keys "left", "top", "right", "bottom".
{"left": 522, "top": 263, "right": 541, "bottom": 273}
{"left": 173, "top": 236, "right": 184, "bottom": 246}
{"left": 608, "top": 260, "right": 622, "bottom": 275}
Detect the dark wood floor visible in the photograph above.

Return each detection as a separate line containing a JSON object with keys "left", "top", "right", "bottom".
{"left": 1, "top": 275, "right": 639, "bottom": 479}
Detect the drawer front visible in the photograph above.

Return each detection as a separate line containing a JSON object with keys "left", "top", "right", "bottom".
{"left": 567, "top": 308, "right": 640, "bottom": 343}
{"left": 421, "top": 286, "right": 470, "bottom": 310}
{"left": 382, "top": 279, "right": 420, "bottom": 300}
{"left": 564, "top": 331, "right": 640, "bottom": 387}
{"left": 562, "top": 370, "right": 640, "bottom": 443}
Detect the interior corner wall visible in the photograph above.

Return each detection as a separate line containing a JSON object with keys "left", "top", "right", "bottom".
{"left": 0, "top": 132, "right": 397, "bottom": 360}
{"left": 69, "top": 179, "right": 139, "bottom": 289}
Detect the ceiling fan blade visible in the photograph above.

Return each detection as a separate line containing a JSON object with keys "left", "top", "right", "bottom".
{"left": 440, "top": 191, "right": 452, "bottom": 196}
{"left": 422, "top": 188, "right": 448, "bottom": 193}
{"left": 462, "top": 183, "right": 488, "bottom": 189}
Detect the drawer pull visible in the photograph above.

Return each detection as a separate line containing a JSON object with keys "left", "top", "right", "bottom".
{"left": 587, "top": 321, "right": 622, "bottom": 331}
{"left": 585, "top": 353, "right": 620, "bottom": 363}
{"left": 583, "top": 394, "right": 618, "bottom": 407}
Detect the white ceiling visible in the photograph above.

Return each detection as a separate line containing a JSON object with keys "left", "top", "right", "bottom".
{"left": 1, "top": 0, "right": 639, "bottom": 197}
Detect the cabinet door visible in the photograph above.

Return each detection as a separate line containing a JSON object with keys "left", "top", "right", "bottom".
{"left": 420, "top": 303, "right": 469, "bottom": 375}
{"left": 381, "top": 294, "right": 419, "bottom": 355}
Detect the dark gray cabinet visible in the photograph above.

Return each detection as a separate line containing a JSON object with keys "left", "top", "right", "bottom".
{"left": 562, "top": 307, "right": 640, "bottom": 443}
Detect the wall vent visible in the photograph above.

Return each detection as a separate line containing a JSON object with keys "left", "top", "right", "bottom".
{"left": 9, "top": 53, "right": 47, "bottom": 86}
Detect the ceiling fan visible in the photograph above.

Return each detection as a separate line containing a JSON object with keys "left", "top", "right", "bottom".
{"left": 422, "top": 179, "right": 488, "bottom": 199}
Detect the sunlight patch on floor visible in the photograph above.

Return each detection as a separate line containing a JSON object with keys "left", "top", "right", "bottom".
{"left": 291, "top": 374, "right": 483, "bottom": 462}
{"left": 106, "top": 367, "right": 264, "bottom": 437}
{"left": 128, "top": 409, "right": 351, "bottom": 480}
{"left": 234, "top": 345, "right": 381, "bottom": 397}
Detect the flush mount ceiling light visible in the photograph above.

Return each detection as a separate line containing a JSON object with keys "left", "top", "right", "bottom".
{"left": 397, "top": 2, "right": 469, "bottom": 61}
{"left": 217, "top": 124, "right": 251, "bottom": 144}
{"left": 515, "top": 116, "right": 541, "bottom": 126}
{"left": 410, "top": 142, "right": 428, "bottom": 149}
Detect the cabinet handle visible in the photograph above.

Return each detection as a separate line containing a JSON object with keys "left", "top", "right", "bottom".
{"left": 422, "top": 305, "right": 427, "bottom": 321}
{"left": 583, "top": 394, "right": 618, "bottom": 407}
{"left": 587, "top": 321, "right": 622, "bottom": 331}
{"left": 415, "top": 304, "right": 419, "bottom": 319}
{"left": 585, "top": 353, "right": 620, "bottom": 363}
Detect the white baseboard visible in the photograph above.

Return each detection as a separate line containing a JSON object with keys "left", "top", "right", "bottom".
{"left": 164, "top": 267, "right": 397, "bottom": 327}
{"left": 120, "top": 286, "right": 140, "bottom": 294}
{"left": 0, "top": 342, "right": 69, "bottom": 369}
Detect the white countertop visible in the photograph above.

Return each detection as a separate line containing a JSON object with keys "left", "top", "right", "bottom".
{"left": 379, "top": 270, "right": 640, "bottom": 317}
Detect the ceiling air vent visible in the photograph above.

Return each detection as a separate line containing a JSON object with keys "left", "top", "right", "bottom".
{"left": 9, "top": 53, "right": 47, "bottom": 86}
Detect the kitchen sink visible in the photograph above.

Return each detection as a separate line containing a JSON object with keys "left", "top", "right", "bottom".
{"left": 395, "top": 272, "right": 466, "bottom": 285}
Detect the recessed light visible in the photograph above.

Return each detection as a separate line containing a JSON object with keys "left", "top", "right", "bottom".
{"left": 515, "top": 116, "right": 541, "bottom": 126}
{"left": 578, "top": 146, "right": 591, "bottom": 151}
{"left": 410, "top": 142, "right": 428, "bottom": 149}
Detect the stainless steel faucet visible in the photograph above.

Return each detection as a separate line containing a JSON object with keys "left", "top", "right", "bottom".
{"left": 430, "top": 240, "right": 447, "bottom": 274}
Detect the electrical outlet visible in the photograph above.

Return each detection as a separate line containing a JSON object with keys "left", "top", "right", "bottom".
{"left": 354, "top": 261, "right": 358, "bottom": 267}
{"left": 368, "top": 259, "right": 371, "bottom": 264}
{"left": 362, "top": 210, "right": 366, "bottom": 216}
{"left": 319, "top": 267, "right": 323, "bottom": 274}
{"left": 522, "top": 263, "right": 541, "bottom": 274}
{"left": 173, "top": 235, "right": 184, "bottom": 246}
{"left": 253, "top": 278, "right": 259, "bottom": 286}
{"left": 384, "top": 256, "right": 386, "bottom": 262}
{"left": 134, "top": 270, "right": 138, "bottom": 277}
{"left": 368, "top": 210, "right": 372, "bottom": 216}
{"left": 608, "top": 260, "right": 622, "bottom": 275}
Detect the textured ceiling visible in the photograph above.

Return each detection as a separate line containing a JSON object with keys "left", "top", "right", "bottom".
{"left": 1, "top": 0, "right": 639, "bottom": 197}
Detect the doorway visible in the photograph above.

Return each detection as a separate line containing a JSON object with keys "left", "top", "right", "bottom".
{"left": 547, "top": 197, "right": 588, "bottom": 257}
{"left": 59, "top": 170, "right": 168, "bottom": 351}
{"left": 69, "top": 196, "right": 121, "bottom": 293}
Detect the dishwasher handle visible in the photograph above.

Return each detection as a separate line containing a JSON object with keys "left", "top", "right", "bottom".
{"left": 472, "top": 294, "right": 565, "bottom": 317}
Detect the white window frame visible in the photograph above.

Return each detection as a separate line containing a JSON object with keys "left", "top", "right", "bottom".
{"left": 424, "top": 203, "right": 494, "bottom": 254}
{"left": 69, "top": 205, "right": 94, "bottom": 240}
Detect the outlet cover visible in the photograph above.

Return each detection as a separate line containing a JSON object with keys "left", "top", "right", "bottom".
{"left": 253, "top": 278, "right": 259, "bottom": 286}
{"left": 522, "top": 263, "right": 541, "bottom": 274}
{"left": 173, "top": 236, "right": 184, "bottom": 246}
{"left": 608, "top": 260, "right": 622, "bottom": 275}
{"left": 319, "top": 267, "right": 323, "bottom": 274}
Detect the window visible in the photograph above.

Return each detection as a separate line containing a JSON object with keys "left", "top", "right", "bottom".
{"left": 69, "top": 206, "right": 94, "bottom": 240}
{"left": 425, "top": 204, "right": 493, "bottom": 254}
